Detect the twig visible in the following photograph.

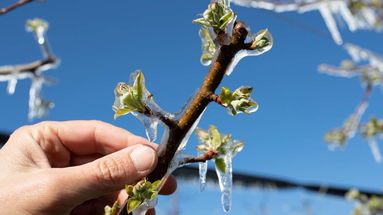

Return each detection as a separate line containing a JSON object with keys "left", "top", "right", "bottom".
{"left": 209, "top": 94, "right": 224, "bottom": 106}
{"left": 142, "top": 106, "right": 177, "bottom": 128}
{"left": 0, "top": 0, "right": 35, "bottom": 15}
{"left": 118, "top": 21, "right": 250, "bottom": 215}
{"left": 0, "top": 57, "right": 56, "bottom": 75}
{"left": 183, "top": 150, "right": 218, "bottom": 164}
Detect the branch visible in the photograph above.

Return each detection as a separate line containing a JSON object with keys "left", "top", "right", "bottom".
{"left": 209, "top": 94, "right": 224, "bottom": 106}
{"left": 0, "top": 0, "right": 35, "bottom": 15}
{"left": 118, "top": 21, "right": 250, "bottom": 215}
{"left": 142, "top": 106, "right": 177, "bottom": 128}
{"left": 0, "top": 57, "right": 57, "bottom": 75}
{"left": 183, "top": 150, "right": 218, "bottom": 164}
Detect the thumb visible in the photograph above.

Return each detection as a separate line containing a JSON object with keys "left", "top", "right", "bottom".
{"left": 56, "top": 144, "right": 157, "bottom": 203}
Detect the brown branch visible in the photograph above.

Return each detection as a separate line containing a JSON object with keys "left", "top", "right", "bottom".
{"left": 209, "top": 94, "right": 224, "bottom": 106}
{"left": 142, "top": 106, "right": 177, "bottom": 129}
{"left": 0, "top": 57, "right": 56, "bottom": 75}
{"left": 183, "top": 150, "right": 218, "bottom": 164}
{"left": 0, "top": 0, "right": 35, "bottom": 15}
{"left": 118, "top": 21, "right": 250, "bottom": 215}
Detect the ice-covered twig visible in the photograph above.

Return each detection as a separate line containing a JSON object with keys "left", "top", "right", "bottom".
{"left": 232, "top": 0, "right": 383, "bottom": 45}
{"left": 182, "top": 150, "right": 218, "bottom": 164}
{"left": 0, "top": 18, "right": 59, "bottom": 120}
{"left": 118, "top": 20, "right": 259, "bottom": 215}
{"left": 0, "top": 0, "right": 35, "bottom": 16}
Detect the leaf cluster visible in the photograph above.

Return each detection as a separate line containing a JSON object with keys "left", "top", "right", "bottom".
{"left": 113, "top": 71, "right": 151, "bottom": 119}
{"left": 125, "top": 179, "right": 161, "bottom": 213}
{"left": 195, "top": 125, "right": 244, "bottom": 173}
{"left": 220, "top": 86, "right": 258, "bottom": 115}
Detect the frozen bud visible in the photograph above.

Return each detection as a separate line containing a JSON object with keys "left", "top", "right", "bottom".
{"left": 324, "top": 129, "right": 347, "bottom": 145}
{"left": 113, "top": 71, "right": 154, "bottom": 119}
{"left": 250, "top": 29, "right": 272, "bottom": 50}
{"left": 340, "top": 60, "right": 356, "bottom": 70}
{"left": 346, "top": 189, "right": 361, "bottom": 201}
{"left": 125, "top": 179, "right": 161, "bottom": 213}
{"left": 219, "top": 86, "right": 258, "bottom": 115}
{"left": 26, "top": 18, "right": 49, "bottom": 32}
{"left": 104, "top": 201, "right": 119, "bottom": 215}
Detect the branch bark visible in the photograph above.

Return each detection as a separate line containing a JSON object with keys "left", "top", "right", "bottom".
{"left": 183, "top": 150, "right": 218, "bottom": 164}
{"left": 0, "top": 57, "right": 56, "bottom": 75}
{"left": 118, "top": 21, "right": 250, "bottom": 215}
{"left": 0, "top": 0, "right": 34, "bottom": 15}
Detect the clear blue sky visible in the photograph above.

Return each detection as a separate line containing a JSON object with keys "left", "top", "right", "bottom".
{"left": 1, "top": 0, "right": 383, "bottom": 214}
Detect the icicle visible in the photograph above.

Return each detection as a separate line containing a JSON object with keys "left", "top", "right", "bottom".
{"left": 132, "top": 113, "right": 159, "bottom": 142}
{"left": 215, "top": 152, "right": 233, "bottom": 212}
{"left": 368, "top": 138, "right": 382, "bottom": 163}
{"left": 7, "top": 78, "right": 17, "bottom": 95}
{"left": 198, "top": 149, "right": 208, "bottom": 191}
{"left": 28, "top": 76, "right": 53, "bottom": 120}
{"left": 319, "top": 3, "right": 343, "bottom": 45}
{"left": 132, "top": 197, "right": 158, "bottom": 215}
{"left": 26, "top": 18, "right": 52, "bottom": 58}
{"left": 226, "top": 29, "right": 273, "bottom": 75}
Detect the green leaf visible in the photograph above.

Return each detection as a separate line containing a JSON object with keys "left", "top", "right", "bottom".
{"left": 133, "top": 71, "right": 144, "bottom": 101}
{"left": 113, "top": 107, "right": 134, "bottom": 119}
{"left": 149, "top": 191, "right": 158, "bottom": 200}
{"left": 151, "top": 180, "right": 162, "bottom": 191}
{"left": 210, "top": 125, "right": 222, "bottom": 149}
{"left": 220, "top": 87, "right": 233, "bottom": 106}
{"left": 127, "top": 198, "right": 142, "bottom": 213}
{"left": 192, "top": 18, "right": 211, "bottom": 27}
{"left": 215, "top": 158, "right": 226, "bottom": 173}
{"left": 195, "top": 128, "right": 210, "bottom": 143}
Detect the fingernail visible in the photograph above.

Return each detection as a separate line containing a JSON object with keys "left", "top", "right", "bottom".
{"left": 131, "top": 145, "right": 156, "bottom": 173}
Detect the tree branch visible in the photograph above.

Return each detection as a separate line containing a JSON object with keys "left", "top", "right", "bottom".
{"left": 142, "top": 106, "right": 177, "bottom": 129}
{"left": 209, "top": 94, "right": 224, "bottom": 106}
{"left": 0, "top": 57, "right": 57, "bottom": 75}
{"left": 0, "top": 0, "right": 35, "bottom": 15}
{"left": 118, "top": 21, "right": 250, "bottom": 215}
{"left": 183, "top": 150, "right": 218, "bottom": 164}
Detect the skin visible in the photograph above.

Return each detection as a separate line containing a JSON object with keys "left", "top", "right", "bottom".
{"left": 0, "top": 120, "right": 177, "bottom": 215}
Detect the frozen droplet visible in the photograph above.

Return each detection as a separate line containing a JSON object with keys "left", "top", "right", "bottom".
{"left": 221, "top": 190, "right": 232, "bottom": 212}
{"left": 7, "top": 78, "right": 17, "bottom": 95}
{"left": 368, "top": 138, "right": 382, "bottom": 163}
{"left": 226, "top": 29, "right": 273, "bottom": 75}
{"left": 198, "top": 150, "right": 208, "bottom": 191}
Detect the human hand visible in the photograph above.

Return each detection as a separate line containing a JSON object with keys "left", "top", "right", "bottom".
{"left": 0, "top": 120, "right": 176, "bottom": 215}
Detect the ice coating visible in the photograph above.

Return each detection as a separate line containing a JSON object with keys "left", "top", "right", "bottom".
{"left": 344, "top": 43, "right": 383, "bottom": 72}
{"left": 215, "top": 151, "right": 233, "bottom": 212}
{"left": 198, "top": 149, "right": 208, "bottom": 191}
{"left": 226, "top": 29, "right": 273, "bottom": 75}
{"left": 132, "top": 197, "right": 158, "bottom": 215}
{"left": 0, "top": 19, "right": 58, "bottom": 120}
{"left": 367, "top": 138, "right": 382, "bottom": 163}
{"left": 177, "top": 108, "right": 206, "bottom": 153}
{"left": 231, "top": 0, "right": 383, "bottom": 45}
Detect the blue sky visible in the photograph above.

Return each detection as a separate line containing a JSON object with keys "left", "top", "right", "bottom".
{"left": 1, "top": 0, "right": 383, "bottom": 214}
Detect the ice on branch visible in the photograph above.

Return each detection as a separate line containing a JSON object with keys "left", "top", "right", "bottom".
{"left": 324, "top": 101, "right": 367, "bottom": 148}
{"left": 346, "top": 189, "right": 383, "bottom": 215}
{"left": 0, "top": 18, "right": 58, "bottom": 120}
{"left": 360, "top": 117, "right": 383, "bottom": 162}
{"left": 319, "top": 43, "right": 383, "bottom": 86}
{"left": 113, "top": 71, "right": 170, "bottom": 142}
{"left": 219, "top": 86, "right": 258, "bottom": 115}
{"left": 232, "top": 0, "right": 383, "bottom": 45}
{"left": 225, "top": 28, "right": 273, "bottom": 75}
{"left": 195, "top": 125, "right": 244, "bottom": 212}
{"left": 199, "top": 28, "right": 217, "bottom": 66}
{"left": 125, "top": 179, "right": 161, "bottom": 214}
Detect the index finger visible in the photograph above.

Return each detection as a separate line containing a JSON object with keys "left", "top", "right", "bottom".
{"left": 34, "top": 120, "right": 151, "bottom": 155}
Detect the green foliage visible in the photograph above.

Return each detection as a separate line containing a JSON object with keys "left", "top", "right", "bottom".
{"left": 199, "top": 28, "right": 217, "bottom": 64}
{"left": 324, "top": 129, "right": 348, "bottom": 146}
{"left": 195, "top": 125, "right": 244, "bottom": 173}
{"left": 346, "top": 189, "right": 383, "bottom": 215}
{"left": 113, "top": 71, "right": 152, "bottom": 119}
{"left": 360, "top": 117, "right": 383, "bottom": 138}
{"left": 26, "top": 18, "right": 49, "bottom": 32}
{"left": 219, "top": 86, "right": 258, "bottom": 115}
{"left": 250, "top": 29, "right": 272, "bottom": 50}
{"left": 125, "top": 179, "right": 161, "bottom": 213}
{"left": 192, "top": 0, "right": 236, "bottom": 32}
{"left": 104, "top": 200, "right": 119, "bottom": 215}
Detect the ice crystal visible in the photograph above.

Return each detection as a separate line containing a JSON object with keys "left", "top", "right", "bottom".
{"left": 198, "top": 149, "right": 208, "bottom": 191}
{"left": 232, "top": 0, "right": 383, "bottom": 45}
{"left": 226, "top": 28, "right": 273, "bottom": 75}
